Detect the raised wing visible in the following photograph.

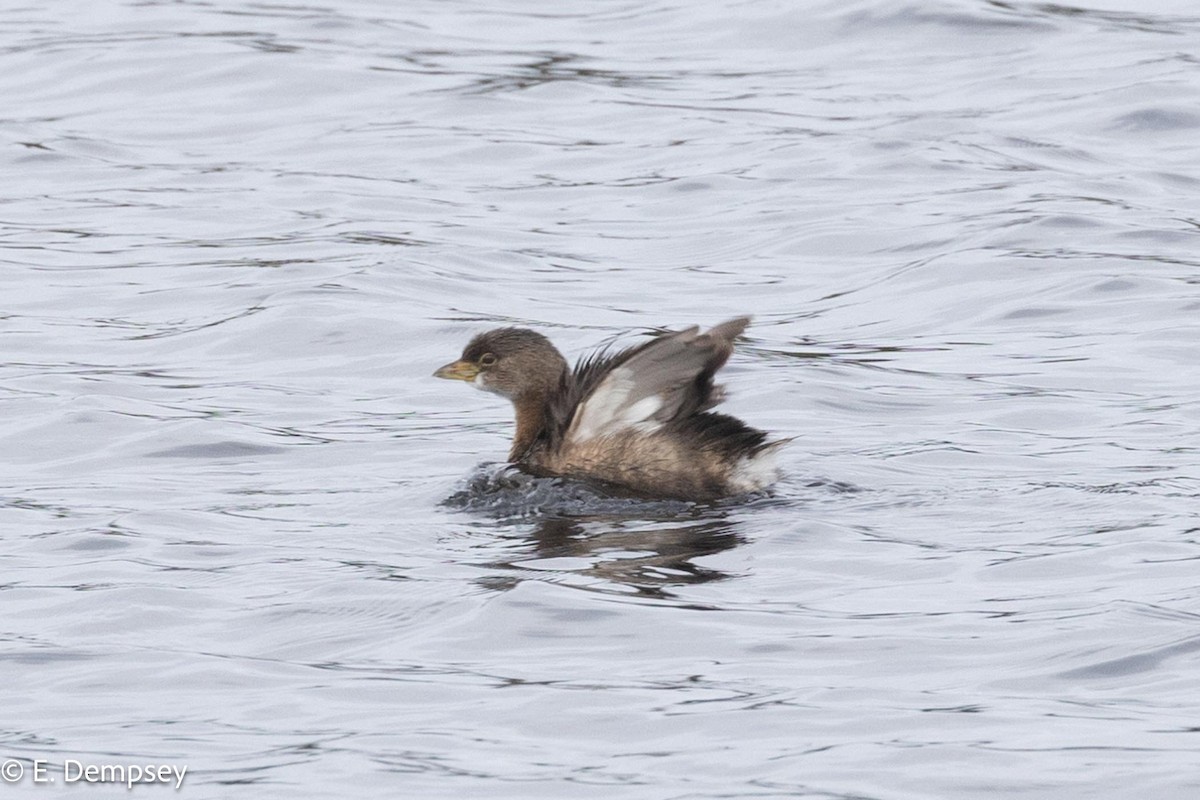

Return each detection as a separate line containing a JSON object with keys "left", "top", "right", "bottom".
{"left": 564, "top": 317, "right": 750, "bottom": 445}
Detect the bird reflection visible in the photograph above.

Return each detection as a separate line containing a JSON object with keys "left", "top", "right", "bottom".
{"left": 446, "top": 464, "right": 748, "bottom": 597}
{"left": 498, "top": 516, "right": 743, "bottom": 598}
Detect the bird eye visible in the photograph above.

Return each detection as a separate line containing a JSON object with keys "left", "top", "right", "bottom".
{"left": 479, "top": 353, "right": 497, "bottom": 367}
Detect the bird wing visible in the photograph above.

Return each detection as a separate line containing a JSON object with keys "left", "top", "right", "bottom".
{"left": 564, "top": 317, "right": 750, "bottom": 446}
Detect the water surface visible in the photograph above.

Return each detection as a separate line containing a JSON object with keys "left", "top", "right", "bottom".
{"left": 3, "top": 1, "right": 1200, "bottom": 797}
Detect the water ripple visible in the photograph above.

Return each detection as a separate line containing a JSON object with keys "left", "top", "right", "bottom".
{"left": 4, "top": 0, "right": 1200, "bottom": 796}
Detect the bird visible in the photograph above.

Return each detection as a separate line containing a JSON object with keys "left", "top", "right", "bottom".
{"left": 433, "top": 317, "right": 785, "bottom": 501}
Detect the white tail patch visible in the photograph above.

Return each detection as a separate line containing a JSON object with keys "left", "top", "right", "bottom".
{"left": 728, "top": 441, "right": 788, "bottom": 493}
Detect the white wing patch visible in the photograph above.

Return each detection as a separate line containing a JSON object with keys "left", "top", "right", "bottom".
{"left": 564, "top": 320, "right": 747, "bottom": 448}
{"left": 567, "top": 366, "right": 665, "bottom": 444}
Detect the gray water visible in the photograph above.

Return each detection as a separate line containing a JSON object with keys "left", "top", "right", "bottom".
{"left": 3, "top": 0, "right": 1200, "bottom": 797}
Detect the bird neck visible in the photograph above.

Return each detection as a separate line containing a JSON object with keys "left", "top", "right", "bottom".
{"left": 509, "top": 392, "right": 550, "bottom": 462}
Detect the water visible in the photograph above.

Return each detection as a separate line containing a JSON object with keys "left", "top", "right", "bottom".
{"left": 3, "top": 0, "right": 1200, "bottom": 797}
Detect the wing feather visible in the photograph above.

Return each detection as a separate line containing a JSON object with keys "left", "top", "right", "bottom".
{"left": 563, "top": 317, "right": 750, "bottom": 446}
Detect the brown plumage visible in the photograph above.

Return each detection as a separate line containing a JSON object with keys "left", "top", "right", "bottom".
{"left": 434, "top": 317, "right": 785, "bottom": 500}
